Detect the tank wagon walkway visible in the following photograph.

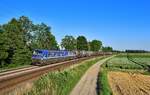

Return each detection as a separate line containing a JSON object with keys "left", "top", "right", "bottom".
{"left": 70, "top": 56, "right": 113, "bottom": 95}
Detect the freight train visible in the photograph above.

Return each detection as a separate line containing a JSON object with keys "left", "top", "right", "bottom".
{"left": 32, "top": 49, "right": 112, "bottom": 66}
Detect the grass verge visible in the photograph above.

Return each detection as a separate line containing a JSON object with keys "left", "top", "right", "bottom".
{"left": 98, "top": 68, "right": 112, "bottom": 95}
{"left": 25, "top": 57, "right": 106, "bottom": 95}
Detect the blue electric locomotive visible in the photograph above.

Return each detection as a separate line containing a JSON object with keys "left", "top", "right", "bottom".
{"left": 31, "top": 49, "right": 113, "bottom": 66}
{"left": 32, "top": 49, "right": 76, "bottom": 66}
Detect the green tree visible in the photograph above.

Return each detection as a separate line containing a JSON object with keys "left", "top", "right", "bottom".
{"left": 18, "top": 16, "right": 59, "bottom": 50}
{"left": 90, "top": 40, "right": 102, "bottom": 51}
{"left": 77, "top": 36, "right": 88, "bottom": 51}
{"left": 0, "top": 16, "right": 60, "bottom": 68}
{"left": 12, "top": 48, "right": 32, "bottom": 65}
{"left": 0, "top": 27, "right": 9, "bottom": 67}
{"left": 32, "top": 23, "right": 59, "bottom": 50}
{"left": 2, "top": 18, "right": 32, "bottom": 66}
{"left": 102, "top": 46, "right": 113, "bottom": 52}
{"left": 61, "top": 35, "right": 76, "bottom": 50}
{"left": 18, "top": 16, "right": 34, "bottom": 47}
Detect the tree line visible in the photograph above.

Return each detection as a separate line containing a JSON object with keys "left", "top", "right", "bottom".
{"left": 0, "top": 16, "right": 113, "bottom": 68}
{"left": 61, "top": 35, "right": 103, "bottom": 51}
{"left": 125, "top": 50, "right": 149, "bottom": 53}
{"left": 61, "top": 35, "right": 113, "bottom": 51}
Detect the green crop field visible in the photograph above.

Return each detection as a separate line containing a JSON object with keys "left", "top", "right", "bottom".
{"left": 102, "top": 53, "right": 150, "bottom": 71}
{"left": 127, "top": 53, "right": 150, "bottom": 64}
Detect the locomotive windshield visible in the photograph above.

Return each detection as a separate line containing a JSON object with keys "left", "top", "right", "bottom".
{"left": 32, "top": 50, "right": 49, "bottom": 59}
{"left": 33, "top": 50, "right": 42, "bottom": 55}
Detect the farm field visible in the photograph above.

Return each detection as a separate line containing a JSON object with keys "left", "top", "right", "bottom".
{"left": 103, "top": 53, "right": 150, "bottom": 71}
{"left": 108, "top": 71, "right": 150, "bottom": 95}
{"left": 100, "top": 53, "right": 150, "bottom": 95}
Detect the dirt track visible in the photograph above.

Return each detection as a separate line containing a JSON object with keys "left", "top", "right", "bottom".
{"left": 70, "top": 57, "right": 113, "bottom": 95}
{"left": 108, "top": 71, "right": 150, "bottom": 95}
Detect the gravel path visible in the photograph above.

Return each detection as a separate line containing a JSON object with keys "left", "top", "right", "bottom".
{"left": 70, "top": 57, "right": 112, "bottom": 95}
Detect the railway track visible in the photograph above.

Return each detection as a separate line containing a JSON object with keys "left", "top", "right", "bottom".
{"left": 0, "top": 66, "right": 38, "bottom": 77}
{"left": 0, "top": 56, "right": 98, "bottom": 95}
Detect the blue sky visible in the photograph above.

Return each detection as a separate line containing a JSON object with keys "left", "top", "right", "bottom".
{"left": 0, "top": 0, "right": 150, "bottom": 50}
